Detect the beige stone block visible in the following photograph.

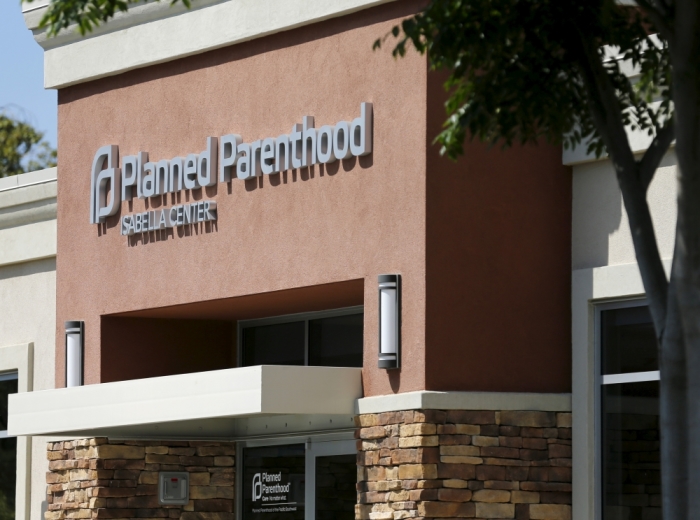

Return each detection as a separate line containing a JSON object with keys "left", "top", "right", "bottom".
{"left": 398, "top": 464, "right": 437, "bottom": 480}
{"left": 473, "top": 489, "right": 511, "bottom": 503}
{"left": 145, "top": 453, "right": 179, "bottom": 464}
{"left": 398, "top": 436, "right": 439, "bottom": 448}
{"left": 361, "top": 426, "right": 388, "bottom": 440}
{"left": 196, "top": 446, "right": 235, "bottom": 456}
{"left": 475, "top": 503, "right": 515, "bottom": 519}
{"left": 138, "top": 471, "right": 159, "bottom": 484}
{"left": 366, "top": 466, "right": 385, "bottom": 481}
{"left": 68, "top": 469, "right": 95, "bottom": 482}
{"left": 392, "top": 510, "right": 418, "bottom": 519}
{"left": 440, "top": 456, "right": 483, "bottom": 464}
{"left": 88, "top": 497, "right": 107, "bottom": 508}
{"left": 367, "top": 480, "right": 402, "bottom": 492}
{"left": 455, "top": 424, "right": 480, "bottom": 435}
{"left": 418, "top": 501, "right": 475, "bottom": 517}
{"left": 399, "top": 423, "right": 437, "bottom": 437}
{"left": 556, "top": 413, "right": 572, "bottom": 428}
{"left": 145, "top": 446, "right": 169, "bottom": 454}
{"left": 190, "top": 486, "right": 218, "bottom": 499}
{"left": 189, "top": 472, "right": 211, "bottom": 485}
{"left": 485, "top": 480, "right": 518, "bottom": 490}
{"left": 47, "top": 451, "right": 67, "bottom": 461}
{"left": 385, "top": 467, "right": 399, "bottom": 480}
{"left": 368, "top": 512, "right": 394, "bottom": 520}
{"left": 511, "top": 491, "right": 540, "bottom": 503}
{"left": 500, "top": 411, "right": 556, "bottom": 428}
{"left": 359, "top": 415, "right": 379, "bottom": 427}
{"left": 214, "top": 456, "right": 234, "bottom": 466}
{"left": 73, "top": 447, "right": 96, "bottom": 459}
{"left": 96, "top": 445, "right": 145, "bottom": 460}
{"left": 440, "top": 445, "right": 480, "bottom": 456}
{"left": 472, "top": 436, "right": 499, "bottom": 447}
{"left": 442, "top": 479, "right": 469, "bottom": 489}
{"left": 43, "top": 512, "right": 62, "bottom": 520}
{"left": 387, "top": 490, "right": 410, "bottom": 502}
{"left": 530, "top": 504, "right": 572, "bottom": 520}
{"left": 438, "top": 488, "right": 472, "bottom": 502}
{"left": 356, "top": 503, "right": 373, "bottom": 520}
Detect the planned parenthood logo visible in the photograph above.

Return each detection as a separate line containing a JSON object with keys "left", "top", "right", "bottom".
{"left": 253, "top": 473, "right": 262, "bottom": 501}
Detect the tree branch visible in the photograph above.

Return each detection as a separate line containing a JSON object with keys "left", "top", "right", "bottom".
{"left": 639, "top": 118, "right": 675, "bottom": 192}
{"left": 571, "top": 28, "right": 670, "bottom": 333}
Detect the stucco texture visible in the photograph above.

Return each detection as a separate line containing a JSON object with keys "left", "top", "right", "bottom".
{"left": 0, "top": 258, "right": 56, "bottom": 520}
{"left": 424, "top": 73, "right": 572, "bottom": 393}
{"left": 572, "top": 151, "right": 678, "bottom": 270}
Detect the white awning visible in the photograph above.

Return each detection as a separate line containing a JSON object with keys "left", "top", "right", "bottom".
{"left": 8, "top": 365, "right": 362, "bottom": 439}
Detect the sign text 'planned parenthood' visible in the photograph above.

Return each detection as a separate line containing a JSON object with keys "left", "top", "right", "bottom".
{"left": 88, "top": 103, "right": 373, "bottom": 237}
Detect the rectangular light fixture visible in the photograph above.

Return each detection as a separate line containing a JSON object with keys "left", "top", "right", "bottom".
{"left": 65, "top": 321, "right": 84, "bottom": 387}
{"left": 378, "top": 274, "right": 400, "bottom": 369}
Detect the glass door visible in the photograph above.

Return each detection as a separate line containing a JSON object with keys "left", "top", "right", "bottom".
{"left": 305, "top": 439, "right": 357, "bottom": 520}
{"left": 240, "top": 437, "right": 356, "bottom": 520}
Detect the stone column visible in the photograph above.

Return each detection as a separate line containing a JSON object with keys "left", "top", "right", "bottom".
{"left": 45, "top": 438, "right": 235, "bottom": 519}
{"left": 356, "top": 409, "right": 572, "bottom": 520}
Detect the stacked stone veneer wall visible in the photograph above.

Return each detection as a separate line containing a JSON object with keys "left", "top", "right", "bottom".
{"left": 45, "top": 438, "right": 235, "bottom": 520}
{"left": 356, "top": 410, "right": 572, "bottom": 520}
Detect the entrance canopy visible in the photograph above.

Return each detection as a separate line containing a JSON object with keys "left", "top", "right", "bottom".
{"left": 8, "top": 365, "right": 362, "bottom": 439}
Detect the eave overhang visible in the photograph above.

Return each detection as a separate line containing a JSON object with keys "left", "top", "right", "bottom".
{"left": 8, "top": 365, "right": 362, "bottom": 439}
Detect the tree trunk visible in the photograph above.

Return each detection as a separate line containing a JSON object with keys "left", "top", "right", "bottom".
{"left": 659, "top": 275, "right": 687, "bottom": 520}
{"left": 669, "top": 0, "right": 700, "bottom": 518}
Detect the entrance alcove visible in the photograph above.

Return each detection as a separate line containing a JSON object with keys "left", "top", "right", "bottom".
{"left": 100, "top": 279, "right": 365, "bottom": 383}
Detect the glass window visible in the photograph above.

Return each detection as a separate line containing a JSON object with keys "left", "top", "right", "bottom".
{"left": 243, "top": 322, "right": 306, "bottom": 367}
{"left": 600, "top": 305, "right": 661, "bottom": 520}
{"left": 240, "top": 309, "right": 363, "bottom": 368}
{"left": 309, "top": 314, "right": 363, "bottom": 368}
{"left": 0, "top": 372, "right": 18, "bottom": 518}
{"left": 242, "top": 444, "right": 306, "bottom": 520}
{"left": 315, "top": 454, "right": 356, "bottom": 520}
{"left": 602, "top": 306, "right": 658, "bottom": 375}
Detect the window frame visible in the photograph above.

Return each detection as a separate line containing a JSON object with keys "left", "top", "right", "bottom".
{"left": 594, "top": 298, "right": 659, "bottom": 520}
{"left": 237, "top": 306, "right": 364, "bottom": 368}
{"left": 0, "top": 342, "right": 33, "bottom": 520}
{"left": 0, "top": 371, "right": 19, "bottom": 439}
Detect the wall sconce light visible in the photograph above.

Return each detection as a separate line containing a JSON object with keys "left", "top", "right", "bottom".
{"left": 378, "top": 274, "right": 400, "bottom": 369}
{"left": 65, "top": 321, "right": 84, "bottom": 387}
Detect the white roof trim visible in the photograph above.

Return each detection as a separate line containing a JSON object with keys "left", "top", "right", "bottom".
{"left": 356, "top": 390, "right": 572, "bottom": 414}
{"left": 37, "top": 0, "right": 397, "bottom": 89}
{"left": 8, "top": 365, "right": 362, "bottom": 438}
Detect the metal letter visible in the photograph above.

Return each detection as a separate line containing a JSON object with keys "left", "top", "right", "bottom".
{"left": 333, "top": 121, "right": 352, "bottom": 160}
{"left": 317, "top": 125, "right": 336, "bottom": 164}
{"left": 220, "top": 134, "right": 242, "bottom": 182}
{"left": 350, "top": 102, "right": 373, "bottom": 156}
{"left": 184, "top": 154, "right": 198, "bottom": 190}
{"left": 302, "top": 116, "right": 316, "bottom": 167}
{"left": 197, "top": 137, "right": 218, "bottom": 187}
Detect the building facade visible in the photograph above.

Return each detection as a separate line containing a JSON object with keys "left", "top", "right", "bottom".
{"left": 7, "top": 1, "right": 672, "bottom": 519}
{"left": 0, "top": 168, "right": 57, "bottom": 520}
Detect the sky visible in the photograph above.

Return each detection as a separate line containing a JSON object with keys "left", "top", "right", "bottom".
{"left": 0, "top": 0, "right": 57, "bottom": 149}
